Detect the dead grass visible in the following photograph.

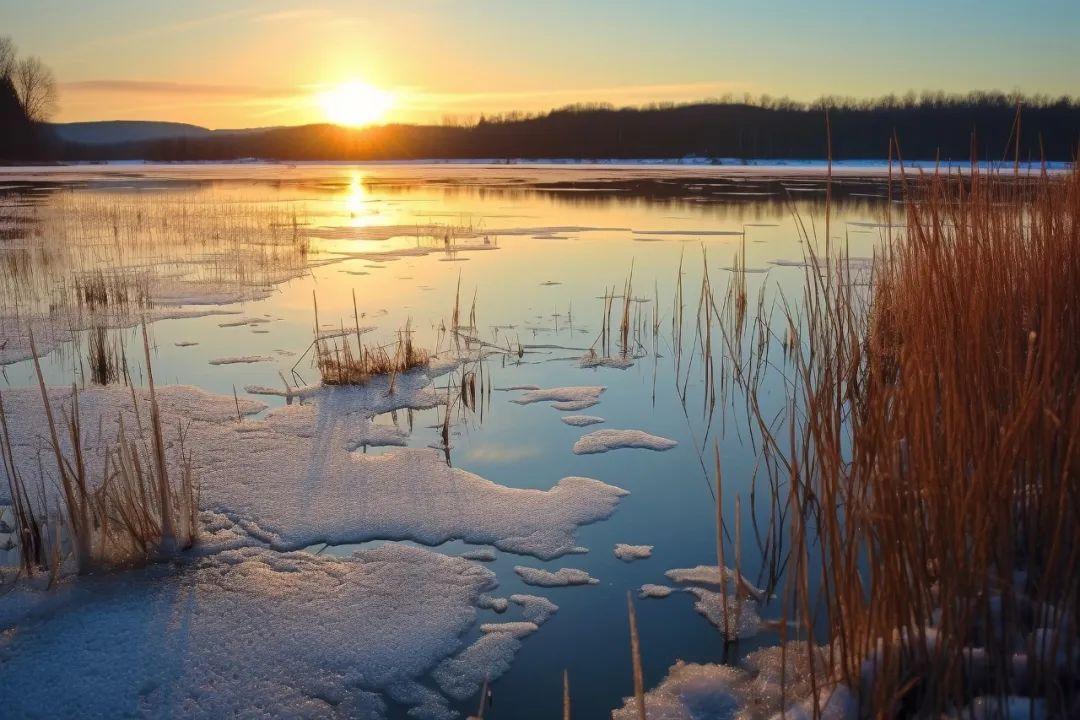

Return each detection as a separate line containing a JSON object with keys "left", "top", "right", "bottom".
{"left": 0, "top": 322, "right": 200, "bottom": 576}
{"left": 313, "top": 294, "right": 430, "bottom": 387}
{"left": 739, "top": 162, "right": 1080, "bottom": 715}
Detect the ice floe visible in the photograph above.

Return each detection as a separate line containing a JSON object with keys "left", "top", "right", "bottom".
{"left": 514, "top": 566, "right": 599, "bottom": 587}
{"left": 614, "top": 543, "right": 653, "bottom": 561}
{"left": 560, "top": 414, "right": 605, "bottom": 427}
{"left": 512, "top": 385, "right": 605, "bottom": 408}
{"left": 480, "top": 621, "right": 538, "bottom": 638}
{"left": 509, "top": 594, "right": 559, "bottom": 625}
{"left": 208, "top": 354, "right": 274, "bottom": 365}
{"left": 639, "top": 584, "right": 674, "bottom": 599}
{"left": 572, "top": 429, "right": 678, "bottom": 455}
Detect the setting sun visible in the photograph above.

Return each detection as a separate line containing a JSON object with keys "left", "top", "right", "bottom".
{"left": 317, "top": 81, "right": 394, "bottom": 127}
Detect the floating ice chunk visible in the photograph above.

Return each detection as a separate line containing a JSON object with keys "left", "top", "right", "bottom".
{"left": 480, "top": 621, "right": 538, "bottom": 638}
{"left": 512, "top": 386, "right": 605, "bottom": 407}
{"left": 0, "top": 545, "right": 494, "bottom": 719}
{"left": 639, "top": 584, "right": 674, "bottom": 599}
{"left": 510, "top": 594, "right": 559, "bottom": 625}
{"left": 552, "top": 400, "right": 599, "bottom": 411}
{"left": 208, "top": 354, "right": 274, "bottom": 365}
{"left": 514, "top": 566, "right": 598, "bottom": 587}
{"left": 614, "top": 543, "right": 653, "bottom": 561}
{"left": 174, "top": 340, "right": 199, "bottom": 347}
{"left": 666, "top": 565, "right": 766, "bottom": 601}
{"left": 573, "top": 429, "right": 677, "bottom": 455}
{"left": 560, "top": 415, "right": 605, "bottom": 427}
{"left": 431, "top": 632, "right": 522, "bottom": 701}
{"left": 461, "top": 547, "right": 497, "bottom": 562}
{"left": 686, "top": 587, "right": 761, "bottom": 640}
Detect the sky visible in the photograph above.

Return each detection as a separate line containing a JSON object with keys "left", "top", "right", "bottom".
{"left": 1, "top": 0, "right": 1077, "bottom": 128}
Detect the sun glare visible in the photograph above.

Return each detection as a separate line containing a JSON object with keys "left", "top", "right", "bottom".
{"left": 317, "top": 81, "right": 394, "bottom": 127}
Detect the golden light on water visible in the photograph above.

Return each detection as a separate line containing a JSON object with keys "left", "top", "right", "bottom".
{"left": 317, "top": 81, "right": 394, "bottom": 127}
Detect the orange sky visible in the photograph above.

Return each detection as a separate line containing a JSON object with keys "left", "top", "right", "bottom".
{"left": 2, "top": 0, "right": 1077, "bottom": 128}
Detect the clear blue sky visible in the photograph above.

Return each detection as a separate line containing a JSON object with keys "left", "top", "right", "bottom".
{"left": 1, "top": 0, "right": 1076, "bottom": 127}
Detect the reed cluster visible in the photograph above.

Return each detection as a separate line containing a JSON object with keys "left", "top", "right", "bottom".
{"left": 1, "top": 324, "right": 199, "bottom": 578}
{"left": 753, "top": 164, "right": 1080, "bottom": 715}
{"left": 313, "top": 293, "right": 431, "bottom": 387}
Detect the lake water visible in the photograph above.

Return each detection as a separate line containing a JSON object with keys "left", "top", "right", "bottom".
{"left": 0, "top": 164, "right": 893, "bottom": 719}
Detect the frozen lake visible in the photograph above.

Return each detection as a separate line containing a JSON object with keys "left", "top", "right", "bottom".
{"left": 0, "top": 163, "right": 894, "bottom": 719}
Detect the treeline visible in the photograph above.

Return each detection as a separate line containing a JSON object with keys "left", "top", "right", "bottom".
{"left": 60, "top": 93, "right": 1079, "bottom": 163}
{"left": 0, "top": 37, "right": 58, "bottom": 161}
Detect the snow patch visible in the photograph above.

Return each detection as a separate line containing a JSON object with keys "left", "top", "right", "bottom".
{"left": 614, "top": 543, "right": 653, "bottom": 561}
{"left": 572, "top": 429, "right": 678, "bottom": 455}
{"left": 514, "top": 566, "right": 598, "bottom": 587}
{"left": 560, "top": 415, "right": 605, "bottom": 427}
{"left": 509, "top": 594, "right": 559, "bottom": 625}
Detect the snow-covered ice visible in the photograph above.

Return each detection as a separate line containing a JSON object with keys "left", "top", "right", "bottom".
{"left": 431, "top": 632, "right": 522, "bottom": 702}
{"left": 572, "top": 429, "right": 678, "bottom": 455}
{"left": 0, "top": 376, "right": 628, "bottom": 560}
{"left": 509, "top": 594, "right": 559, "bottom": 625}
{"left": 208, "top": 354, "right": 274, "bottom": 365}
{"left": 514, "top": 566, "right": 599, "bottom": 587}
{"left": 560, "top": 414, "right": 605, "bottom": 427}
{"left": 639, "top": 584, "right": 674, "bottom": 599}
{"left": 480, "top": 621, "right": 539, "bottom": 638}
{"left": 614, "top": 543, "right": 653, "bottom": 561}
{"left": 0, "top": 545, "right": 496, "bottom": 720}
{"left": 612, "top": 643, "right": 847, "bottom": 720}
{"left": 512, "top": 385, "right": 605, "bottom": 408}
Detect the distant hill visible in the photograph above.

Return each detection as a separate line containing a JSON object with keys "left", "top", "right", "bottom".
{"left": 51, "top": 120, "right": 213, "bottom": 145}
{"left": 41, "top": 94, "right": 1080, "bottom": 163}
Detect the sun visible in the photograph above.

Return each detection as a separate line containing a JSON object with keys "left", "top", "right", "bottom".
{"left": 317, "top": 81, "right": 394, "bottom": 127}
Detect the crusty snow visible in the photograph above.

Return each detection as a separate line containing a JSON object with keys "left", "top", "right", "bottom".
{"left": 208, "top": 354, "right": 274, "bottom": 365}
{"left": 509, "top": 594, "right": 559, "bottom": 625}
{"left": 0, "top": 368, "right": 636, "bottom": 716}
{"left": 514, "top": 566, "right": 599, "bottom": 587}
{"left": 639, "top": 584, "right": 674, "bottom": 599}
{"left": 431, "top": 632, "right": 522, "bottom": 702}
{"left": 512, "top": 385, "right": 605, "bottom": 409}
{"left": 0, "top": 374, "right": 627, "bottom": 560}
{"left": 612, "top": 643, "right": 849, "bottom": 720}
{"left": 560, "top": 414, "right": 605, "bottom": 427}
{"left": 460, "top": 547, "right": 497, "bottom": 562}
{"left": 572, "top": 429, "right": 678, "bottom": 455}
{"left": 614, "top": 543, "right": 653, "bottom": 561}
{"left": 0, "top": 545, "right": 494, "bottom": 720}
{"left": 480, "top": 621, "right": 538, "bottom": 638}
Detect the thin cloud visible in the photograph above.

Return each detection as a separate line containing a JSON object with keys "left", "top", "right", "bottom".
{"left": 61, "top": 80, "right": 301, "bottom": 99}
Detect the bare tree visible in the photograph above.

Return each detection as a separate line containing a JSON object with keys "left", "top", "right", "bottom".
{"left": 0, "top": 36, "right": 16, "bottom": 80}
{"left": 14, "top": 55, "right": 57, "bottom": 122}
